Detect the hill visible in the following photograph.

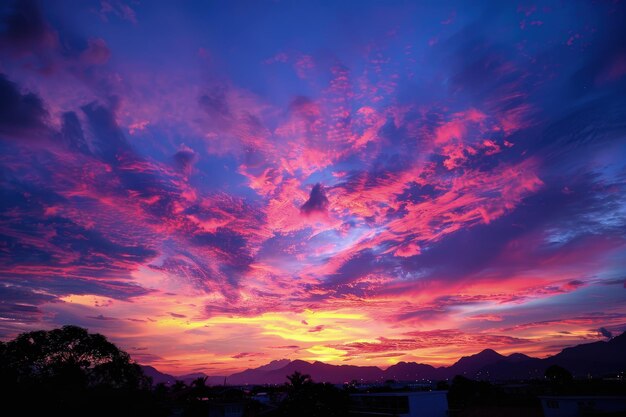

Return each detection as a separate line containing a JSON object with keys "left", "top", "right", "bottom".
{"left": 141, "top": 332, "right": 626, "bottom": 385}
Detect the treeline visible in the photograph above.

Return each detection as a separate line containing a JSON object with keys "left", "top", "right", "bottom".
{"left": 2, "top": 326, "right": 624, "bottom": 417}
{"left": 0, "top": 326, "right": 349, "bottom": 417}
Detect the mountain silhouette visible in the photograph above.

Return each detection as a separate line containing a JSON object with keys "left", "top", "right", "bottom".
{"left": 143, "top": 332, "right": 626, "bottom": 384}
{"left": 140, "top": 366, "right": 227, "bottom": 385}
{"left": 221, "top": 350, "right": 521, "bottom": 384}
{"left": 383, "top": 361, "right": 440, "bottom": 381}
{"left": 447, "top": 349, "right": 505, "bottom": 377}
{"left": 176, "top": 372, "right": 227, "bottom": 385}
{"left": 140, "top": 365, "right": 177, "bottom": 385}
{"left": 544, "top": 331, "right": 626, "bottom": 376}
{"left": 228, "top": 359, "right": 383, "bottom": 385}
{"left": 469, "top": 353, "right": 544, "bottom": 380}
{"left": 506, "top": 353, "right": 533, "bottom": 362}
{"left": 481, "top": 333, "right": 626, "bottom": 380}
{"left": 254, "top": 359, "right": 292, "bottom": 372}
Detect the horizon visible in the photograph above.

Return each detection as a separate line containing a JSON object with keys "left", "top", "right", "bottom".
{"left": 143, "top": 330, "right": 624, "bottom": 378}
{"left": 1, "top": 0, "right": 626, "bottom": 376}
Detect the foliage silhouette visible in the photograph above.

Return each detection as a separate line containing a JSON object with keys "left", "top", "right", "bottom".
{"left": 276, "top": 371, "right": 348, "bottom": 417}
{"left": 0, "top": 325, "right": 164, "bottom": 417}
{"left": 286, "top": 370, "right": 312, "bottom": 391}
{"left": 545, "top": 364, "right": 574, "bottom": 384}
{"left": 1, "top": 325, "right": 148, "bottom": 388}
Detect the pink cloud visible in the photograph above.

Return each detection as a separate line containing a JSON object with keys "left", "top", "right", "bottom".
{"left": 80, "top": 38, "right": 111, "bottom": 66}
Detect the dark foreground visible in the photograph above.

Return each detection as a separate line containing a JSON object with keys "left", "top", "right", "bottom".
{"left": 2, "top": 326, "right": 625, "bottom": 416}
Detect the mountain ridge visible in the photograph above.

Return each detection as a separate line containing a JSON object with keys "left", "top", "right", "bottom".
{"left": 144, "top": 332, "right": 626, "bottom": 385}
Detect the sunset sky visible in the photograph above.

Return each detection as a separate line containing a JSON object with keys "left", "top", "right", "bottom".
{"left": 1, "top": 0, "right": 626, "bottom": 376}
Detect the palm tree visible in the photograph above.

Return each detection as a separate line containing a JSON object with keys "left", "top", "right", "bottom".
{"left": 287, "top": 371, "right": 312, "bottom": 391}
{"left": 172, "top": 380, "right": 188, "bottom": 393}
{"left": 191, "top": 376, "right": 208, "bottom": 389}
{"left": 190, "top": 376, "right": 209, "bottom": 400}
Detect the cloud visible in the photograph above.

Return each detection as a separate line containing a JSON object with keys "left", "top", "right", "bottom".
{"left": 0, "top": 303, "right": 45, "bottom": 322}
{"left": 81, "top": 100, "right": 132, "bottom": 163}
{"left": 231, "top": 352, "right": 266, "bottom": 359}
{"left": 269, "top": 345, "right": 301, "bottom": 350}
{"left": 173, "top": 144, "right": 198, "bottom": 176}
{"left": 599, "top": 327, "right": 613, "bottom": 340}
{"left": 79, "top": 38, "right": 111, "bottom": 66}
{"left": 501, "top": 313, "right": 626, "bottom": 332}
{"left": 0, "top": 0, "right": 57, "bottom": 55}
{"left": 294, "top": 55, "right": 315, "bottom": 79}
{"left": 87, "top": 314, "right": 118, "bottom": 321}
{"left": 308, "top": 325, "right": 324, "bottom": 333}
{"left": 300, "top": 183, "right": 329, "bottom": 216}
{"left": 332, "top": 329, "right": 528, "bottom": 357}
{"left": 0, "top": 284, "right": 55, "bottom": 323}
{"left": 198, "top": 87, "right": 232, "bottom": 129}
{"left": 0, "top": 0, "right": 113, "bottom": 78}
{"left": 0, "top": 74, "right": 48, "bottom": 138}
{"left": 60, "top": 111, "right": 90, "bottom": 153}
{"left": 467, "top": 314, "right": 504, "bottom": 322}
{"left": 1, "top": 0, "right": 626, "bottom": 374}
{"left": 99, "top": 0, "right": 137, "bottom": 24}
{"left": 203, "top": 301, "right": 279, "bottom": 319}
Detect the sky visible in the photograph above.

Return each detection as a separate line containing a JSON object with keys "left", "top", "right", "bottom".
{"left": 1, "top": 0, "right": 626, "bottom": 376}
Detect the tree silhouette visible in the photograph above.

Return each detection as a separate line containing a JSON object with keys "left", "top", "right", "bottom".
{"left": 0, "top": 325, "right": 158, "bottom": 417}
{"left": 172, "top": 379, "right": 188, "bottom": 392}
{"left": 279, "top": 372, "right": 347, "bottom": 417}
{"left": 190, "top": 376, "right": 209, "bottom": 400}
{"left": 448, "top": 375, "right": 496, "bottom": 409}
{"left": 1, "top": 325, "right": 148, "bottom": 389}
{"left": 287, "top": 370, "right": 312, "bottom": 391}
{"left": 545, "top": 364, "right": 574, "bottom": 391}
{"left": 191, "top": 375, "right": 208, "bottom": 388}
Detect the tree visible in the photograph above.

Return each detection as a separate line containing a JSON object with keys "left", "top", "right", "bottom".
{"left": 0, "top": 325, "right": 159, "bottom": 417}
{"left": 448, "top": 375, "right": 496, "bottom": 409}
{"left": 191, "top": 376, "right": 208, "bottom": 389}
{"left": 287, "top": 370, "right": 312, "bottom": 392}
{"left": 190, "top": 376, "right": 209, "bottom": 400}
{"left": 0, "top": 325, "right": 148, "bottom": 389}
{"left": 172, "top": 379, "right": 188, "bottom": 392}
{"left": 280, "top": 372, "right": 348, "bottom": 417}
{"left": 545, "top": 365, "right": 573, "bottom": 384}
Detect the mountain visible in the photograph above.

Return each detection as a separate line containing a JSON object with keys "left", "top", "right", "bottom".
{"left": 140, "top": 366, "right": 226, "bottom": 385}
{"left": 140, "top": 365, "right": 177, "bottom": 385}
{"left": 477, "top": 333, "right": 626, "bottom": 380}
{"left": 383, "top": 361, "right": 440, "bottom": 380}
{"left": 544, "top": 331, "right": 626, "bottom": 377}
{"left": 178, "top": 372, "right": 207, "bottom": 381}
{"left": 224, "top": 359, "right": 293, "bottom": 385}
{"left": 506, "top": 353, "right": 533, "bottom": 363}
{"left": 226, "top": 349, "right": 543, "bottom": 384}
{"left": 446, "top": 349, "right": 505, "bottom": 378}
{"left": 140, "top": 331, "right": 626, "bottom": 385}
{"left": 254, "top": 359, "right": 291, "bottom": 372}
{"left": 177, "top": 373, "right": 228, "bottom": 385}
{"left": 205, "top": 376, "right": 229, "bottom": 385}
{"left": 478, "top": 355, "right": 544, "bottom": 380}
{"left": 228, "top": 359, "right": 384, "bottom": 385}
